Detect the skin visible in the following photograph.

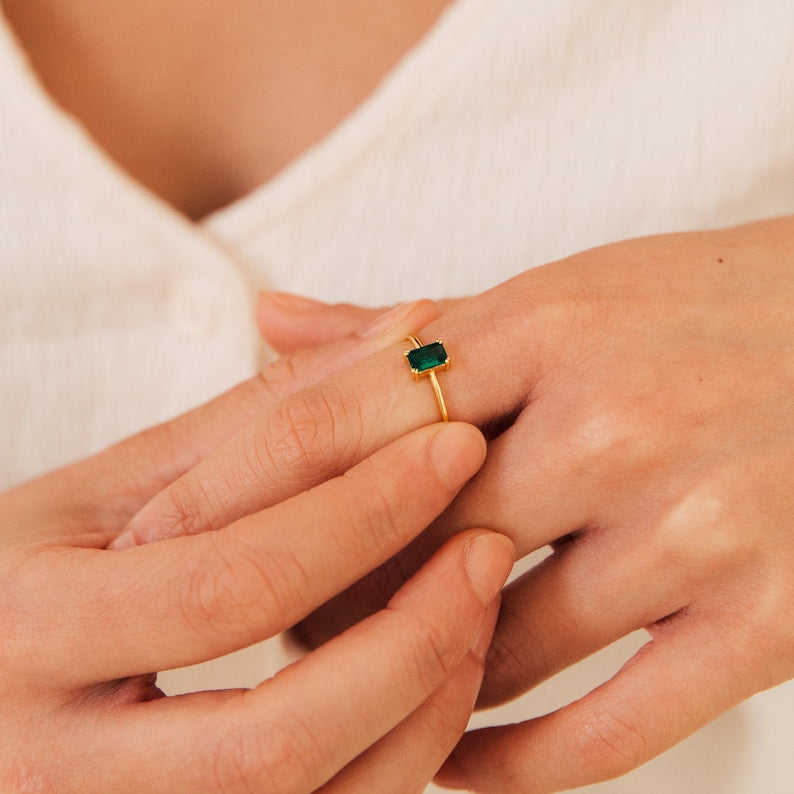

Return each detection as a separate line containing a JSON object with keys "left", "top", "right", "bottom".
{"left": 5, "top": 1, "right": 794, "bottom": 790}
{"left": 2, "top": 0, "right": 452, "bottom": 219}
{"left": 0, "top": 299, "right": 515, "bottom": 792}
{"left": 215, "top": 217, "right": 794, "bottom": 791}
{"left": 2, "top": 6, "right": 493, "bottom": 787}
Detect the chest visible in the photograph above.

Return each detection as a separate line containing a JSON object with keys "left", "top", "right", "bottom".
{"left": 3, "top": 0, "right": 452, "bottom": 218}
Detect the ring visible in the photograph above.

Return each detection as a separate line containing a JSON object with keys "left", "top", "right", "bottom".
{"left": 404, "top": 336, "right": 450, "bottom": 422}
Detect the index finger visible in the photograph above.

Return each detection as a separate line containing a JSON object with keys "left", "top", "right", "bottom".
{"left": 72, "top": 530, "right": 513, "bottom": 794}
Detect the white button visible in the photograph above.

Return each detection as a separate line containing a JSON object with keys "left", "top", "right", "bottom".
{"left": 170, "top": 280, "right": 220, "bottom": 338}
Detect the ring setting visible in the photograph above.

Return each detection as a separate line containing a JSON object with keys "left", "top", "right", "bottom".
{"left": 404, "top": 336, "right": 450, "bottom": 422}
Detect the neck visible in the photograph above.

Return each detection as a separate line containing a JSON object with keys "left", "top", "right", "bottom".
{"left": 4, "top": 0, "right": 452, "bottom": 219}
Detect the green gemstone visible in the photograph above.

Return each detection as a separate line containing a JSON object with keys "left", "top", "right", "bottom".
{"left": 406, "top": 341, "right": 449, "bottom": 374}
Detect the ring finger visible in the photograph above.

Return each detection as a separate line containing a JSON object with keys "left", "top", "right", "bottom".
{"left": 479, "top": 522, "right": 695, "bottom": 708}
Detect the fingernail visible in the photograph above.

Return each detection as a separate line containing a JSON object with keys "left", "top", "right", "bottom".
{"left": 108, "top": 529, "right": 136, "bottom": 550}
{"left": 427, "top": 424, "right": 487, "bottom": 490}
{"left": 463, "top": 533, "right": 514, "bottom": 606}
{"left": 259, "top": 291, "right": 328, "bottom": 312}
{"left": 357, "top": 301, "right": 419, "bottom": 338}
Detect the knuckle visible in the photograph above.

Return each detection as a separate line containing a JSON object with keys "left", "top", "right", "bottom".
{"left": 335, "top": 468, "right": 404, "bottom": 557}
{"left": 211, "top": 707, "right": 340, "bottom": 794}
{"left": 415, "top": 677, "right": 473, "bottom": 748}
{"left": 480, "top": 615, "right": 552, "bottom": 707}
{"left": 178, "top": 552, "right": 232, "bottom": 638}
{"left": 156, "top": 476, "right": 215, "bottom": 539}
{"left": 654, "top": 472, "right": 747, "bottom": 581}
{"left": 246, "top": 368, "right": 283, "bottom": 410}
{"left": 565, "top": 401, "right": 642, "bottom": 468}
{"left": 531, "top": 282, "right": 608, "bottom": 366}
{"left": 570, "top": 706, "right": 648, "bottom": 780}
{"left": 211, "top": 720, "right": 315, "bottom": 794}
{"left": 259, "top": 352, "right": 302, "bottom": 401}
{"left": 394, "top": 610, "right": 456, "bottom": 694}
{"left": 269, "top": 392, "right": 325, "bottom": 472}
{"left": 262, "top": 385, "right": 362, "bottom": 483}
{"left": 181, "top": 532, "right": 307, "bottom": 639}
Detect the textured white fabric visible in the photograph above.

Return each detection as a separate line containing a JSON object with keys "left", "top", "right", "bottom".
{"left": 2, "top": 1, "right": 794, "bottom": 791}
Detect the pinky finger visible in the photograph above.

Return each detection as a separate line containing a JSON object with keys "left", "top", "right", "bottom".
{"left": 320, "top": 599, "right": 501, "bottom": 794}
{"left": 437, "top": 610, "right": 764, "bottom": 794}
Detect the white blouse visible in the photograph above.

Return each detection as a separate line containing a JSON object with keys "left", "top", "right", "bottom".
{"left": 2, "top": 1, "right": 793, "bottom": 791}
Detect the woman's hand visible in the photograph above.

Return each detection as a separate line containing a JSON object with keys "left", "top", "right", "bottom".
{"left": 1, "top": 306, "right": 515, "bottom": 793}
{"left": 252, "top": 215, "right": 794, "bottom": 791}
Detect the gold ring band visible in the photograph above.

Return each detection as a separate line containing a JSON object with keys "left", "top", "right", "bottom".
{"left": 404, "top": 335, "right": 450, "bottom": 422}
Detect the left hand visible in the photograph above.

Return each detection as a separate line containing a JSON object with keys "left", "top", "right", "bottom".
{"left": 249, "top": 215, "right": 794, "bottom": 792}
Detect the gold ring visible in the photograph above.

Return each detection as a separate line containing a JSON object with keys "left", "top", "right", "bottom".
{"left": 404, "top": 336, "right": 450, "bottom": 422}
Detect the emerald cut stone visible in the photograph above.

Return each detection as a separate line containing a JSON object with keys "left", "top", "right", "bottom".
{"left": 406, "top": 341, "right": 449, "bottom": 377}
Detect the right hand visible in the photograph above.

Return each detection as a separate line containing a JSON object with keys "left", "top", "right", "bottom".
{"left": 1, "top": 301, "right": 513, "bottom": 793}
